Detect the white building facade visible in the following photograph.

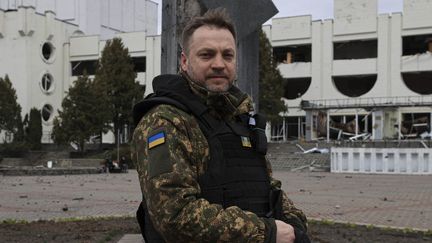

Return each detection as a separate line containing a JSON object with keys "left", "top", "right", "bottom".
{"left": 2, "top": 0, "right": 432, "bottom": 144}
{"left": 263, "top": 0, "right": 432, "bottom": 141}
{"left": 0, "top": 0, "right": 158, "bottom": 39}
{"left": 0, "top": 2, "right": 160, "bottom": 143}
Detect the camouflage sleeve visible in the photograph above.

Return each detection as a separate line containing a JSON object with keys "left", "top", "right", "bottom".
{"left": 132, "top": 104, "right": 275, "bottom": 243}
{"left": 265, "top": 157, "right": 308, "bottom": 232}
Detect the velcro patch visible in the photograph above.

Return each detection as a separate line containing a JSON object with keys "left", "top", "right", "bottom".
{"left": 148, "top": 129, "right": 172, "bottom": 178}
{"left": 148, "top": 132, "right": 165, "bottom": 149}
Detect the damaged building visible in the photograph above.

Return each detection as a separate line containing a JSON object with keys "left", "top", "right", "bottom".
{"left": 263, "top": 0, "right": 432, "bottom": 142}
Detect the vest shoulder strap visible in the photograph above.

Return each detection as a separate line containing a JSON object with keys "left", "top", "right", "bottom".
{"left": 133, "top": 95, "right": 189, "bottom": 126}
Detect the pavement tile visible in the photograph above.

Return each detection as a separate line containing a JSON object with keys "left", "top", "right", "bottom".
{"left": 1, "top": 170, "right": 431, "bottom": 231}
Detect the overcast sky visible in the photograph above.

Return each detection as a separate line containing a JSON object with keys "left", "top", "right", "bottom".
{"left": 153, "top": 0, "right": 404, "bottom": 34}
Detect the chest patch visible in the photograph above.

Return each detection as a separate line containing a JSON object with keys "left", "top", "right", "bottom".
{"left": 241, "top": 136, "right": 252, "bottom": 148}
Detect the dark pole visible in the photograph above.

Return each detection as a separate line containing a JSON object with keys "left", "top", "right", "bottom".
{"left": 237, "top": 30, "right": 260, "bottom": 110}
{"left": 161, "top": 0, "right": 203, "bottom": 75}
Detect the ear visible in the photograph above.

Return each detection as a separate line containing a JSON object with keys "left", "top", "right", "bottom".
{"left": 180, "top": 52, "right": 188, "bottom": 72}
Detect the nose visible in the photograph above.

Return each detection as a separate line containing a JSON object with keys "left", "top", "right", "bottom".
{"left": 211, "top": 54, "right": 225, "bottom": 70}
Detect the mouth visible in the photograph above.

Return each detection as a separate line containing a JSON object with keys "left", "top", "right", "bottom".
{"left": 207, "top": 75, "right": 228, "bottom": 80}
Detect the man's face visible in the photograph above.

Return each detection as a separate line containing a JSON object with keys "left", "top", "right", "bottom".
{"left": 181, "top": 26, "right": 237, "bottom": 92}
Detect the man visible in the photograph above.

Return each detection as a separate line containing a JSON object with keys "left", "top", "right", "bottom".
{"left": 132, "top": 8, "right": 309, "bottom": 243}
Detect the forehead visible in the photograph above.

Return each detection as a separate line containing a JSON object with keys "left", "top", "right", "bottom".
{"left": 188, "top": 26, "right": 236, "bottom": 51}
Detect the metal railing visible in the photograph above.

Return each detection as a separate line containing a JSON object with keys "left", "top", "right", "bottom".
{"left": 301, "top": 95, "right": 432, "bottom": 110}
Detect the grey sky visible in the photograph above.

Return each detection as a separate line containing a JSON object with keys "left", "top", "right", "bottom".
{"left": 153, "top": 0, "right": 404, "bottom": 34}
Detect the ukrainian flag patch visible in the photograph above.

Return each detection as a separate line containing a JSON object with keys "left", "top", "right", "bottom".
{"left": 148, "top": 132, "right": 166, "bottom": 149}
{"left": 241, "top": 136, "right": 252, "bottom": 148}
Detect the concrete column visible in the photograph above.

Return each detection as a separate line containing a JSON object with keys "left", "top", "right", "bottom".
{"left": 398, "top": 109, "right": 402, "bottom": 140}
{"left": 0, "top": 10, "right": 4, "bottom": 38}
{"left": 297, "top": 117, "right": 301, "bottom": 139}
{"left": 282, "top": 117, "right": 286, "bottom": 142}
{"left": 18, "top": 7, "right": 26, "bottom": 36}
{"left": 327, "top": 112, "right": 330, "bottom": 142}
{"left": 355, "top": 112, "right": 359, "bottom": 135}
{"left": 45, "top": 10, "right": 55, "bottom": 40}
{"left": 372, "top": 110, "right": 384, "bottom": 140}
{"left": 305, "top": 110, "right": 318, "bottom": 141}
{"left": 365, "top": 113, "right": 369, "bottom": 133}
{"left": 305, "top": 111, "right": 312, "bottom": 141}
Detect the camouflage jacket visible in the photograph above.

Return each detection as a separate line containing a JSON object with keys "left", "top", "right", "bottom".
{"left": 131, "top": 75, "right": 307, "bottom": 243}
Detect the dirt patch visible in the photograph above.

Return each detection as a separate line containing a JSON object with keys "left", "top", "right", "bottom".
{"left": 0, "top": 217, "right": 140, "bottom": 243}
{"left": 309, "top": 220, "right": 431, "bottom": 243}
{"left": 0, "top": 217, "right": 430, "bottom": 243}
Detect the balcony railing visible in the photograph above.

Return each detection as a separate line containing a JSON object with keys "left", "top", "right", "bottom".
{"left": 301, "top": 95, "right": 432, "bottom": 110}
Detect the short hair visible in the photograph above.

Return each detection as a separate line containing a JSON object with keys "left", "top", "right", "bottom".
{"left": 181, "top": 8, "right": 236, "bottom": 54}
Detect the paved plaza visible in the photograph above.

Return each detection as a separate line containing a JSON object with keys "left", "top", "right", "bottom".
{"left": 0, "top": 171, "right": 431, "bottom": 231}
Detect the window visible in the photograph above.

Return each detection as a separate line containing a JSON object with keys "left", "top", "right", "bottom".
{"left": 403, "top": 34, "right": 432, "bottom": 56}
{"left": 273, "top": 45, "right": 312, "bottom": 64}
{"left": 40, "top": 73, "right": 54, "bottom": 93}
{"left": 71, "top": 60, "right": 98, "bottom": 76}
{"left": 132, "top": 57, "right": 146, "bottom": 72}
{"left": 41, "top": 42, "right": 55, "bottom": 62}
{"left": 334, "top": 40, "right": 377, "bottom": 60}
{"left": 41, "top": 104, "right": 54, "bottom": 122}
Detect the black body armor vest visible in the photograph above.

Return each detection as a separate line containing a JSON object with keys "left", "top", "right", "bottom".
{"left": 133, "top": 75, "right": 276, "bottom": 243}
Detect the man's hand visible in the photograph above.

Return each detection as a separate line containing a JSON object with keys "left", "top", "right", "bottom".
{"left": 275, "top": 220, "right": 295, "bottom": 243}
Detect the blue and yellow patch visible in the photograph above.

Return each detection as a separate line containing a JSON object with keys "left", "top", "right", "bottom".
{"left": 241, "top": 136, "right": 252, "bottom": 148}
{"left": 148, "top": 132, "right": 166, "bottom": 149}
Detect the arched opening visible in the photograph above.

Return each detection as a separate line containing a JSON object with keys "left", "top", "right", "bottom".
{"left": 402, "top": 72, "right": 432, "bottom": 95}
{"left": 333, "top": 75, "right": 377, "bottom": 97}
{"left": 40, "top": 73, "right": 54, "bottom": 93}
{"left": 41, "top": 42, "right": 55, "bottom": 62}
{"left": 41, "top": 104, "right": 54, "bottom": 122}
{"left": 283, "top": 78, "right": 312, "bottom": 100}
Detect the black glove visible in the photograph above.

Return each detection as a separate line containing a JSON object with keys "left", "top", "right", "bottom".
{"left": 294, "top": 228, "right": 311, "bottom": 243}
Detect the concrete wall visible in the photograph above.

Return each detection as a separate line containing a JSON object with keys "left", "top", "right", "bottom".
{"left": 331, "top": 147, "right": 432, "bottom": 174}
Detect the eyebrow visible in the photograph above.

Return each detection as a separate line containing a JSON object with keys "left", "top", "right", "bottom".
{"left": 197, "top": 47, "right": 235, "bottom": 53}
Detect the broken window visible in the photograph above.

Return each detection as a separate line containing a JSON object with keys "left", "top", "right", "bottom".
{"left": 402, "top": 34, "right": 432, "bottom": 56}
{"left": 333, "top": 39, "right": 377, "bottom": 60}
{"left": 333, "top": 75, "right": 377, "bottom": 97}
{"left": 273, "top": 45, "right": 311, "bottom": 64}
{"left": 42, "top": 104, "right": 54, "bottom": 122}
{"left": 132, "top": 57, "right": 146, "bottom": 73}
{"left": 401, "top": 113, "right": 431, "bottom": 138}
{"left": 357, "top": 114, "right": 373, "bottom": 135}
{"left": 328, "top": 114, "right": 372, "bottom": 140}
{"left": 286, "top": 116, "right": 305, "bottom": 139}
{"left": 71, "top": 60, "right": 98, "bottom": 76}
{"left": 283, "top": 78, "right": 312, "bottom": 100}
{"left": 402, "top": 71, "right": 432, "bottom": 95}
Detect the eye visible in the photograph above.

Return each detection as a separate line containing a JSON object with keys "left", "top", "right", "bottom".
{"left": 199, "top": 52, "right": 213, "bottom": 59}
{"left": 224, "top": 52, "right": 234, "bottom": 60}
